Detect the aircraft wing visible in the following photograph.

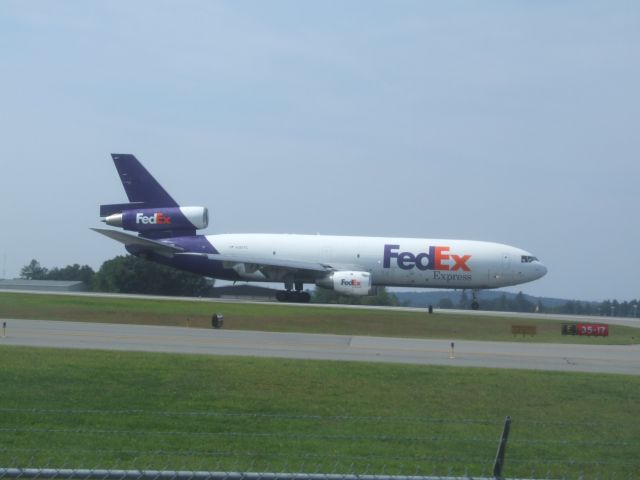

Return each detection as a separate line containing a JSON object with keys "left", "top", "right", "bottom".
{"left": 93, "top": 227, "right": 364, "bottom": 281}
{"left": 175, "top": 252, "right": 365, "bottom": 282}
{"left": 91, "top": 228, "right": 184, "bottom": 256}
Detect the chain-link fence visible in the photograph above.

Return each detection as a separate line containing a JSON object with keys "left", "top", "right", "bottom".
{"left": 1, "top": 408, "right": 638, "bottom": 479}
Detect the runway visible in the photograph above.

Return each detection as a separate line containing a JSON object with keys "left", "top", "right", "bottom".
{"left": 1, "top": 318, "right": 638, "bottom": 375}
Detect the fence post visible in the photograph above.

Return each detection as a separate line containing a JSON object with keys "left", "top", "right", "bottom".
{"left": 492, "top": 415, "right": 511, "bottom": 479}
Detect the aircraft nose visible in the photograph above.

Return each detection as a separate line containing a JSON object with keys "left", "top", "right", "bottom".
{"left": 535, "top": 262, "right": 548, "bottom": 279}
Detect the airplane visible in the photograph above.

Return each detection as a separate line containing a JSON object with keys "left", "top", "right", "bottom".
{"left": 93, "top": 154, "right": 547, "bottom": 309}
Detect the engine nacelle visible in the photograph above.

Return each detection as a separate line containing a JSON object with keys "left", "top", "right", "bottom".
{"left": 316, "top": 271, "right": 373, "bottom": 296}
{"left": 104, "top": 206, "right": 209, "bottom": 233}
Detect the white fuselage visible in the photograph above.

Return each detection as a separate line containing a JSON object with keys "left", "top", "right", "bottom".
{"left": 204, "top": 233, "right": 547, "bottom": 289}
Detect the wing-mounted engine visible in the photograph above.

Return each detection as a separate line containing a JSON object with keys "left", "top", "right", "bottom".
{"left": 101, "top": 205, "right": 208, "bottom": 237}
{"left": 316, "top": 271, "right": 373, "bottom": 296}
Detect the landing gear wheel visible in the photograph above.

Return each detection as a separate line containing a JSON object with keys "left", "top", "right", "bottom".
{"left": 275, "top": 290, "right": 311, "bottom": 303}
{"left": 296, "top": 291, "right": 311, "bottom": 303}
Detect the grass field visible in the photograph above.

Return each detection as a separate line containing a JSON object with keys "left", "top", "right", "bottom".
{"left": 1, "top": 292, "right": 638, "bottom": 344}
{"left": 0, "top": 346, "right": 638, "bottom": 479}
{"left": 2, "top": 291, "right": 639, "bottom": 478}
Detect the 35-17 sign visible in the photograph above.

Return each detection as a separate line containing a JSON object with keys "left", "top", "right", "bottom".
{"left": 562, "top": 323, "right": 609, "bottom": 336}
{"left": 576, "top": 323, "right": 609, "bottom": 337}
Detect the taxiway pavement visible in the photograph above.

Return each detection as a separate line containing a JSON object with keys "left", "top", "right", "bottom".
{"left": 1, "top": 318, "right": 638, "bottom": 375}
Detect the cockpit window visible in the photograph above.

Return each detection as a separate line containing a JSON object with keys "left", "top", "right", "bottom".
{"left": 521, "top": 255, "right": 538, "bottom": 263}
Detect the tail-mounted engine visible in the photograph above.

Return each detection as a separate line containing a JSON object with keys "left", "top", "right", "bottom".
{"left": 102, "top": 206, "right": 209, "bottom": 234}
{"left": 316, "top": 271, "right": 373, "bottom": 296}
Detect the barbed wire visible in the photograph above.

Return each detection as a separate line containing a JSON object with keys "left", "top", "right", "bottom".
{"left": 2, "top": 408, "right": 638, "bottom": 429}
{"left": 1, "top": 427, "right": 635, "bottom": 450}
{"left": 0, "top": 408, "right": 501, "bottom": 425}
{"left": 0, "top": 407, "right": 640, "bottom": 429}
{"left": 0, "top": 427, "right": 501, "bottom": 444}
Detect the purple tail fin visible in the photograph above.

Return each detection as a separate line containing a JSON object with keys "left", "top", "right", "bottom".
{"left": 112, "top": 154, "right": 178, "bottom": 207}
{"left": 100, "top": 154, "right": 178, "bottom": 217}
{"left": 100, "top": 154, "right": 202, "bottom": 239}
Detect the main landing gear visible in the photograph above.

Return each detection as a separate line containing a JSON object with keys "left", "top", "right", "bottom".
{"left": 471, "top": 289, "right": 480, "bottom": 310}
{"left": 275, "top": 290, "right": 311, "bottom": 303}
{"left": 276, "top": 280, "right": 311, "bottom": 303}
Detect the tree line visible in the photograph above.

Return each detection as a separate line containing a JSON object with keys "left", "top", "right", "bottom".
{"left": 20, "top": 257, "right": 211, "bottom": 297}
{"left": 439, "top": 290, "right": 639, "bottom": 317}
{"left": 552, "top": 298, "right": 639, "bottom": 317}
{"left": 438, "top": 291, "right": 545, "bottom": 312}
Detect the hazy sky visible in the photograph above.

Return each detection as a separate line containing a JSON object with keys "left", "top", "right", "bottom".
{"left": 1, "top": 1, "right": 638, "bottom": 301}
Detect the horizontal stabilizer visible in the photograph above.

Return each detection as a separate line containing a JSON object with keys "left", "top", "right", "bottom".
{"left": 91, "top": 228, "right": 183, "bottom": 256}
{"left": 99, "top": 202, "right": 145, "bottom": 218}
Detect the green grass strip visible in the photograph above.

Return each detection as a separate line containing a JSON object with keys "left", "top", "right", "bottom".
{"left": 1, "top": 292, "right": 638, "bottom": 344}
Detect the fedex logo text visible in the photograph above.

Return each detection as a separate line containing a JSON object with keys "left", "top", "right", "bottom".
{"left": 136, "top": 212, "right": 172, "bottom": 225}
{"left": 341, "top": 278, "right": 361, "bottom": 287}
{"left": 383, "top": 244, "right": 471, "bottom": 271}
